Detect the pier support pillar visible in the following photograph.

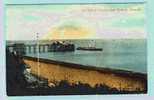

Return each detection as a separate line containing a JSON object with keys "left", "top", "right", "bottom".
{"left": 39, "top": 46, "right": 41, "bottom": 53}
{"left": 28, "top": 46, "right": 31, "bottom": 53}
{"left": 33, "top": 45, "right": 36, "bottom": 53}
{"left": 42, "top": 45, "right": 45, "bottom": 52}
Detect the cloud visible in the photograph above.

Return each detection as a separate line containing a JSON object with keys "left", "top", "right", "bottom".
{"left": 6, "top": 4, "right": 146, "bottom": 40}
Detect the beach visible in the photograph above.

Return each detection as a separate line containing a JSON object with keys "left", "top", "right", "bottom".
{"left": 24, "top": 56, "right": 147, "bottom": 92}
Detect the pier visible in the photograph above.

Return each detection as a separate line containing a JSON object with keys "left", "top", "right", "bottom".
{"left": 7, "top": 44, "right": 50, "bottom": 54}
{"left": 7, "top": 41, "right": 75, "bottom": 54}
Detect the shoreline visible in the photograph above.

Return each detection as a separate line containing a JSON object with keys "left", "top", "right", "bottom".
{"left": 23, "top": 56, "right": 147, "bottom": 80}
{"left": 23, "top": 56, "right": 147, "bottom": 92}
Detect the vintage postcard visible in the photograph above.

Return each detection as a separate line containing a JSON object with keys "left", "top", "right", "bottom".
{"left": 5, "top": 1, "right": 147, "bottom": 96}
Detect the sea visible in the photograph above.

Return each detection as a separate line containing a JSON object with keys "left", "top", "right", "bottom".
{"left": 25, "top": 39, "right": 147, "bottom": 74}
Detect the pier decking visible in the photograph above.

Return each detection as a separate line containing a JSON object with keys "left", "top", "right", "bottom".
{"left": 7, "top": 44, "right": 50, "bottom": 53}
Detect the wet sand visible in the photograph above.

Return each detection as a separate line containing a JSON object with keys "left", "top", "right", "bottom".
{"left": 23, "top": 56, "right": 147, "bottom": 92}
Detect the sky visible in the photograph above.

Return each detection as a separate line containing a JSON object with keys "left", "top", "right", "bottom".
{"left": 6, "top": 4, "right": 146, "bottom": 40}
